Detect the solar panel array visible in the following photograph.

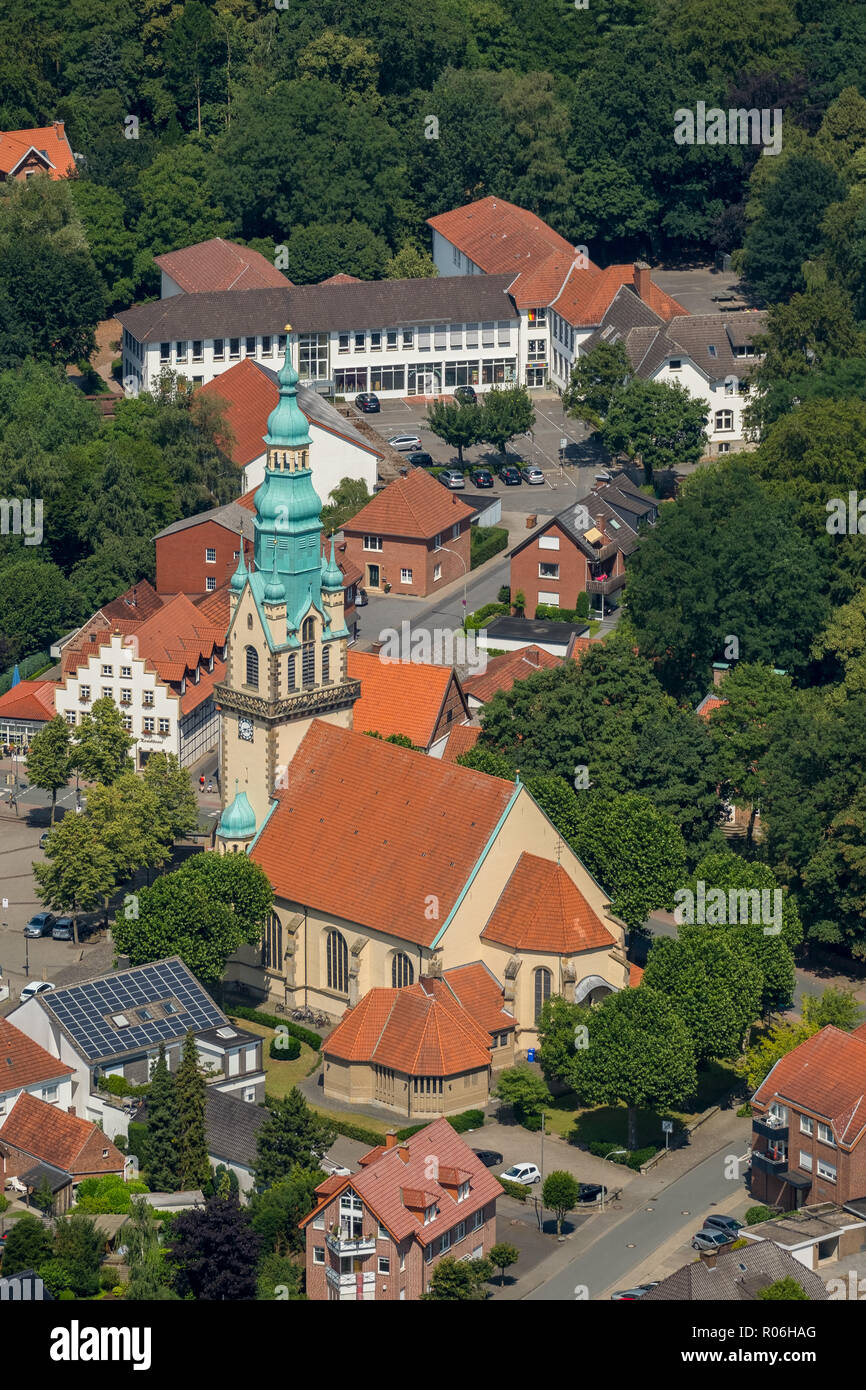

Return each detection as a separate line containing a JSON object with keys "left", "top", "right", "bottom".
{"left": 45, "top": 960, "right": 225, "bottom": 1061}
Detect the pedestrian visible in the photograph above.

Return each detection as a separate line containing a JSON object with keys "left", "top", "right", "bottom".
{"left": 199, "top": 774, "right": 206, "bottom": 790}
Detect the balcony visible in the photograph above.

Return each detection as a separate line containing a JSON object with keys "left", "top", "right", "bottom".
{"left": 325, "top": 1267, "right": 376, "bottom": 1297}
{"left": 751, "top": 1148, "right": 788, "bottom": 1177}
{"left": 326, "top": 1229, "right": 376, "bottom": 1257}
{"left": 752, "top": 1115, "right": 788, "bottom": 1142}
{"left": 586, "top": 573, "right": 626, "bottom": 596}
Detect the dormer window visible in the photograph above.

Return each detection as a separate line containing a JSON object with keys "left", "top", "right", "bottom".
{"left": 424, "top": 1206, "right": 436, "bottom": 1225}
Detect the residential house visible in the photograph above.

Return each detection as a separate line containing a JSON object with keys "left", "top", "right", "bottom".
{"left": 738, "top": 1204, "right": 866, "bottom": 1273}
{"left": 0, "top": 1019, "right": 75, "bottom": 1120}
{"left": 154, "top": 238, "right": 293, "bottom": 299}
{"left": 322, "top": 963, "right": 516, "bottom": 1117}
{"left": 750, "top": 1023, "right": 866, "bottom": 1212}
{"left": 462, "top": 645, "right": 563, "bottom": 712}
{"left": 205, "top": 1088, "right": 268, "bottom": 1198}
{"left": 299, "top": 1117, "right": 501, "bottom": 1300}
{"left": 7, "top": 956, "right": 266, "bottom": 1141}
{"left": 0, "top": 679, "right": 57, "bottom": 750}
{"left": 342, "top": 468, "right": 474, "bottom": 598}
{"left": 0, "top": 1092, "right": 127, "bottom": 1213}
{"left": 641, "top": 1238, "right": 830, "bottom": 1300}
{"left": 0, "top": 121, "right": 75, "bottom": 182}
{"left": 346, "top": 650, "right": 471, "bottom": 754}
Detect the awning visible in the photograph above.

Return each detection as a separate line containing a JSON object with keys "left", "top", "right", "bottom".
{"left": 781, "top": 1172, "right": 812, "bottom": 1190}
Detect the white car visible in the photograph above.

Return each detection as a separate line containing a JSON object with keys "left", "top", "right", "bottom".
{"left": 20, "top": 980, "right": 56, "bottom": 1002}
{"left": 520, "top": 464, "right": 545, "bottom": 485}
{"left": 500, "top": 1162, "right": 541, "bottom": 1185}
{"left": 387, "top": 433, "right": 422, "bottom": 453}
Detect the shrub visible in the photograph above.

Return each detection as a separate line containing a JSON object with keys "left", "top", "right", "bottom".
{"left": 746, "top": 1205, "right": 776, "bottom": 1225}
{"left": 498, "top": 1177, "right": 529, "bottom": 1202}
{"left": 464, "top": 601, "right": 508, "bottom": 632}
{"left": 736, "top": 1103, "right": 753, "bottom": 1118}
{"left": 575, "top": 591, "right": 590, "bottom": 619}
{"left": 470, "top": 526, "right": 509, "bottom": 570}
{"left": 394, "top": 1110, "right": 484, "bottom": 1142}
{"left": 0, "top": 1193, "right": 8, "bottom": 1214}
{"left": 497, "top": 585, "right": 511, "bottom": 605}
{"left": 269, "top": 1034, "right": 301, "bottom": 1060}
{"left": 229, "top": 1005, "right": 321, "bottom": 1050}
{"left": 99, "top": 1267, "right": 117, "bottom": 1290}
{"left": 328, "top": 1119, "right": 385, "bottom": 1147}
{"left": 97, "top": 1074, "right": 150, "bottom": 1098}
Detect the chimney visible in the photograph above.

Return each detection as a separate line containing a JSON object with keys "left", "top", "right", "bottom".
{"left": 54, "top": 120, "right": 64, "bottom": 135}
{"left": 699, "top": 1250, "right": 720, "bottom": 1270}
{"left": 633, "top": 261, "right": 651, "bottom": 303}
{"left": 712, "top": 662, "right": 730, "bottom": 688}
{"left": 385, "top": 1130, "right": 398, "bottom": 1149}
{"left": 525, "top": 648, "right": 539, "bottom": 667}
{"left": 397, "top": 1144, "right": 411, "bottom": 1164}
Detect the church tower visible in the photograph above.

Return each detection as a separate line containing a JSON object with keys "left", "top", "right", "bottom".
{"left": 216, "top": 335, "right": 361, "bottom": 845}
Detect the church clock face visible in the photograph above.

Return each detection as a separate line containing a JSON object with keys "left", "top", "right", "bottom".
{"left": 238, "top": 717, "right": 254, "bottom": 742}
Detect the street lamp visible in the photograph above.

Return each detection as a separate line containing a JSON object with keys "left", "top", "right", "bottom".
{"left": 437, "top": 544, "right": 468, "bottom": 616}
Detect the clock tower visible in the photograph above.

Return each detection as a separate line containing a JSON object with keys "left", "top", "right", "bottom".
{"left": 215, "top": 335, "right": 360, "bottom": 846}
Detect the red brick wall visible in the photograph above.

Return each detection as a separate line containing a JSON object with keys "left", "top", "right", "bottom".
{"left": 509, "top": 521, "right": 626, "bottom": 618}
{"left": 751, "top": 1097, "right": 865, "bottom": 1208}
{"left": 156, "top": 521, "right": 253, "bottom": 597}
{"left": 344, "top": 523, "right": 471, "bottom": 599}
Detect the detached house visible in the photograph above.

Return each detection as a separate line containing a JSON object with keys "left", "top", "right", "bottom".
{"left": 0, "top": 121, "right": 75, "bottom": 182}
{"left": 0, "top": 1092, "right": 127, "bottom": 1213}
{"left": 300, "top": 1117, "right": 501, "bottom": 1300}
{"left": 342, "top": 468, "right": 474, "bottom": 598}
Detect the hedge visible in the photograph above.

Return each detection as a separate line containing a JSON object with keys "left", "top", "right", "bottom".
{"left": 395, "top": 1109, "right": 484, "bottom": 1142}
{"left": 464, "top": 602, "right": 509, "bottom": 632}
{"left": 534, "top": 598, "right": 590, "bottom": 624}
{"left": 470, "top": 525, "right": 509, "bottom": 570}
{"left": 327, "top": 1118, "right": 387, "bottom": 1147}
{"left": 498, "top": 1177, "right": 529, "bottom": 1202}
{"left": 584, "top": 1139, "right": 657, "bottom": 1170}
{"left": 229, "top": 1005, "right": 322, "bottom": 1051}
{"left": 97, "top": 1074, "right": 150, "bottom": 1099}
{"left": 269, "top": 1034, "right": 301, "bottom": 1061}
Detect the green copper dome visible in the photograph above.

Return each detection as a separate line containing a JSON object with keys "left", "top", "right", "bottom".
{"left": 263, "top": 545, "right": 284, "bottom": 603}
{"left": 322, "top": 536, "right": 343, "bottom": 592}
{"left": 229, "top": 538, "right": 248, "bottom": 593}
{"left": 264, "top": 341, "right": 312, "bottom": 450}
{"left": 218, "top": 782, "right": 257, "bottom": 840}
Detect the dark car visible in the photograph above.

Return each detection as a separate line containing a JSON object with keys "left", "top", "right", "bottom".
{"left": 354, "top": 392, "right": 380, "bottom": 413}
{"left": 407, "top": 451, "right": 434, "bottom": 468}
{"left": 23, "top": 911, "right": 55, "bottom": 939}
{"left": 51, "top": 917, "right": 75, "bottom": 941}
{"left": 499, "top": 465, "right": 521, "bottom": 485}
{"left": 453, "top": 385, "right": 477, "bottom": 404}
{"left": 577, "top": 1183, "right": 608, "bottom": 1204}
{"left": 469, "top": 467, "right": 493, "bottom": 487}
{"left": 702, "top": 1214, "right": 743, "bottom": 1238}
{"left": 472, "top": 1149, "right": 504, "bottom": 1168}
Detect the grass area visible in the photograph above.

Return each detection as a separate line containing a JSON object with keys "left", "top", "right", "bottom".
{"left": 228, "top": 1017, "right": 319, "bottom": 1099}
{"left": 543, "top": 1058, "right": 741, "bottom": 1144}
{"left": 308, "top": 1104, "right": 392, "bottom": 1137}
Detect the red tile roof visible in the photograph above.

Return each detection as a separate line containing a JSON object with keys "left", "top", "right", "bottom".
{"left": 0, "top": 680, "right": 56, "bottom": 723}
{"left": 629, "top": 962, "right": 645, "bottom": 987}
{"left": 101, "top": 580, "right": 164, "bottom": 624}
{"left": 324, "top": 978, "right": 492, "bottom": 1074}
{"left": 463, "top": 645, "right": 562, "bottom": 703}
{"left": 301, "top": 1116, "right": 502, "bottom": 1245}
{"left": 696, "top": 694, "right": 727, "bottom": 720}
{"left": 319, "top": 273, "right": 362, "bottom": 285}
{"left": 427, "top": 197, "right": 579, "bottom": 300}
{"left": 155, "top": 239, "right": 292, "bottom": 294}
{"left": 439, "top": 723, "right": 482, "bottom": 763}
{"left": 343, "top": 467, "right": 475, "bottom": 541}
{"left": 552, "top": 262, "right": 687, "bottom": 328}
{"left": 753, "top": 1025, "right": 866, "bottom": 1145}
{"left": 441, "top": 961, "right": 515, "bottom": 1034}
{"left": 0, "top": 1020, "right": 74, "bottom": 1091}
{"left": 0, "top": 123, "right": 75, "bottom": 179}
{"left": 251, "top": 720, "right": 516, "bottom": 946}
{"left": 130, "top": 592, "right": 225, "bottom": 682}
{"left": 481, "top": 852, "right": 615, "bottom": 954}
{"left": 0, "top": 1092, "right": 125, "bottom": 1175}
{"left": 180, "top": 656, "right": 226, "bottom": 715}
{"left": 347, "top": 650, "right": 462, "bottom": 748}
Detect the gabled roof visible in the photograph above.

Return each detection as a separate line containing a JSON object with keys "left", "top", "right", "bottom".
{"left": 753, "top": 1025, "right": 866, "bottom": 1146}
{"left": 155, "top": 238, "right": 292, "bottom": 294}
{"left": 343, "top": 467, "right": 474, "bottom": 541}
{"left": 642, "top": 1239, "right": 828, "bottom": 1301}
{"left": 347, "top": 651, "right": 466, "bottom": 749}
{"left": 0, "top": 1019, "right": 74, "bottom": 1091}
{"left": 463, "top": 645, "right": 562, "bottom": 703}
{"left": 695, "top": 693, "right": 727, "bottom": 720}
{"left": 0, "top": 679, "right": 56, "bottom": 723}
{"left": 205, "top": 1090, "right": 268, "bottom": 1169}
{"left": 551, "top": 264, "right": 687, "bottom": 329}
{"left": 510, "top": 495, "right": 640, "bottom": 562}
{"left": 584, "top": 292, "right": 767, "bottom": 382}
{"left": 127, "top": 592, "right": 225, "bottom": 682}
{"left": 198, "top": 358, "right": 382, "bottom": 468}
{"left": 0, "top": 123, "right": 75, "bottom": 179}
{"left": 318, "top": 273, "right": 362, "bottom": 285}
{"left": 0, "top": 1092, "right": 124, "bottom": 1176}
{"left": 439, "top": 723, "right": 482, "bottom": 763}
{"left": 323, "top": 978, "right": 493, "bottom": 1074}
{"left": 251, "top": 720, "right": 517, "bottom": 947}
{"left": 481, "top": 852, "right": 615, "bottom": 954}
{"left": 441, "top": 961, "right": 515, "bottom": 1034}
{"left": 301, "top": 1116, "right": 502, "bottom": 1245}
{"left": 426, "top": 197, "right": 582, "bottom": 305}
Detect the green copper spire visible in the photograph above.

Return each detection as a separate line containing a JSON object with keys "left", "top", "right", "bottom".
{"left": 218, "top": 780, "right": 257, "bottom": 840}
{"left": 322, "top": 535, "right": 342, "bottom": 592}
{"left": 263, "top": 541, "right": 284, "bottom": 603}
{"left": 229, "top": 535, "right": 248, "bottom": 593}
{"left": 264, "top": 335, "right": 312, "bottom": 451}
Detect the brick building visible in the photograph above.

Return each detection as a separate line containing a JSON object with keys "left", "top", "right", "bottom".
{"left": 750, "top": 1023, "right": 866, "bottom": 1211}
{"left": 346, "top": 650, "right": 470, "bottom": 753}
{"left": 342, "top": 468, "right": 473, "bottom": 598}
{"left": 0, "top": 1092, "right": 126, "bottom": 1213}
{"left": 0, "top": 121, "right": 75, "bottom": 182}
{"left": 300, "top": 1117, "right": 501, "bottom": 1300}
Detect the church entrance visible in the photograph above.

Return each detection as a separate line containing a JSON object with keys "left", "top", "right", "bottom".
{"left": 366, "top": 563, "right": 380, "bottom": 589}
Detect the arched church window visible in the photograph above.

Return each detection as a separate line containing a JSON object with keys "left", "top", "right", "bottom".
{"left": 245, "top": 646, "right": 259, "bottom": 688}
{"left": 263, "top": 912, "right": 283, "bottom": 971}
{"left": 326, "top": 929, "right": 348, "bottom": 994}
{"left": 392, "top": 953, "right": 414, "bottom": 989}
{"left": 302, "top": 618, "right": 315, "bottom": 688}
{"left": 534, "top": 967, "right": 552, "bottom": 1022}
{"left": 287, "top": 653, "right": 297, "bottom": 692}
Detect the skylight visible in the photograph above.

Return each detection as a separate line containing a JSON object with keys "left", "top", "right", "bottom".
{"left": 111, "top": 1014, "right": 130, "bottom": 1028}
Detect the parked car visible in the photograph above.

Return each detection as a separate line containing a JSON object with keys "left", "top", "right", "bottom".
{"left": 19, "top": 980, "right": 56, "bottom": 1002}
{"left": 51, "top": 917, "right": 76, "bottom": 941}
{"left": 469, "top": 467, "right": 494, "bottom": 487}
{"left": 38, "top": 830, "right": 51, "bottom": 849}
{"left": 439, "top": 468, "right": 466, "bottom": 489}
{"left": 354, "top": 392, "right": 380, "bottom": 413}
{"left": 472, "top": 1149, "right": 504, "bottom": 1168}
{"left": 407, "top": 451, "right": 434, "bottom": 468}
{"left": 387, "top": 433, "right": 422, "bottom": 453}
{"left": 519, "top": 464, "right": 544, "bottom": 485}
{"left": 453, "top": 385, "right": 477, "bottom": 404}
{"left": 354, "top": 586, "right": 368, "bottom": 608}
{"left": 23, "top": 912, "right": 55, "bottom": 938}
{"left": 500, "top": 1162, "right": 541, "bottom": 1185}
{"left": 702, "top": 1214, "right": 743, "bottom": 1237}
{"left": 577, "top": 1183, "right": 608, "bottom": 1204}
{"left": 611, "top": 1283, "right": 659, "bottom": 1301}
{"left": 691, "top": 1229, "right": 735, "bottom": 1252}
{"left": 499, "top": 465, "right": 522, "bottom": 485}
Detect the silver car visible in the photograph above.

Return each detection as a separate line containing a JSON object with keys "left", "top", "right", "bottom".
{"left": 387, "top": 433, "right": 422, "bottom": 453}
{"left": 691, "top": 1229, "right": 734, "bottom": 1252}
{"left": 439, "top": 469, "right": 466, "bottom": 489}
{"left": 520, "top": 464, "right": 545, "bottom": 485}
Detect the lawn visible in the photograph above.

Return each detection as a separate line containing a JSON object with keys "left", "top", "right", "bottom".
{"left": 543, "top": 1057, "right": 741, "bottom": 1146}
{"left": 228, "top": 1017, "right": 319, "bottom": 1099}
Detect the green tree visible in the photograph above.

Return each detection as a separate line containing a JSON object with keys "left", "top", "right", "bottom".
{"left": 142, "top": 752, "right": 198, "bottom": 844}
{"left": 321, "top": 477, "right": 371, "bottom": 533}
{"left": 802, "top": 987, "right": 862, "bottom": 1031}
{"left": 125, "top": 1195, "right": 178, "bottom": 1300}
{"left": 0, "top": 558, "right": 85, "bottom": 664}
{"left": 421, "top": 1254, "right": 492, "bottom": 1300}
{"left": 707, "top": 664, "right": 797, "bottom": 843}
{"left": 296, "top": 28, "right": 380, "bottom": 103}
{"left": 542, "top": 1171, "right": 580, "bottom": 1237}
{"left": 175, "top": 1030, "right": 210, "bottom": 1191}
{"left": 536, "top": 995, "right": 589, "bottom": 1087}
{"left": 567, "top": 987, "right": 697, "bottom": 1150}
{"left": 25, "top": 716, "right": 71, "bottom": 823}
{"left": 426, "top": 399, "right": 480, "bottom": 465}
{"left": 742, "top": 154, "right": 845, "bottom": 304}
{"left": 254, "top": 1090, "right": 336, "bottom": 1188}
{"left": 643, "top": 928, "right": 762, "bottom": 1064}
{"left": 568, "top": 790, "right": 687, "bottom": 931}
{"left": 69, "top": 180, "right": 138, "bottom": 314}
{"left": 601, "top": 378, "right": 707, "bottom": 484}
{"left": 477, "top": 386, "right": 534, "bottom": 458}
{"left": 71, "top": 697, "right": 135, "bottom": 785}
{"left": 146, "top": 1043, "right": 180, "bottom": 1192}
{"left": 169, "top": 1195, "right": 261, "bottom": 1300}
{"left": 562, "top": 340, "right": 632, "bottom": 430}
{"left": 738, "top": 1020, "right": 816, "bottom": 1093}
{"left": 0, "top": 1213, "right": 52, "bottom": 1276}
{"left": 86, "top": 773, "right": 172, "bottom": 886}
{"left": 250, "top": 1167, "right": 321, "bottom": 1254}
{"left": 33, "top": 812, "right": 117, "bottom": 944}
{"left": 385, "top": 243, "right": 438, "bottom": 279}
{"left": 164, "top": 1, "right": 218, "bottom": 133}
{"left": 256, "top": 1252, "right": 305, "bottom": 1300}
{"left": 54, "top": 1213, "right": 103, "bottom": 1296}
{"left": 492, "top": 1065, "right": 551, "bottom": 1128}
{"left": 756, "top": 1276, "right": 810, "bottom": 1301}
{"left": 488, "top": 1241, "right": 520, "bottom": 1287}
{"left": 285, "top": 221, "right": 390, "bottom": 284}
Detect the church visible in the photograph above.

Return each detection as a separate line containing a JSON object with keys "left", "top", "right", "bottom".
{"left": 215, "top": 341, "right": 632, "bottom": 1048}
